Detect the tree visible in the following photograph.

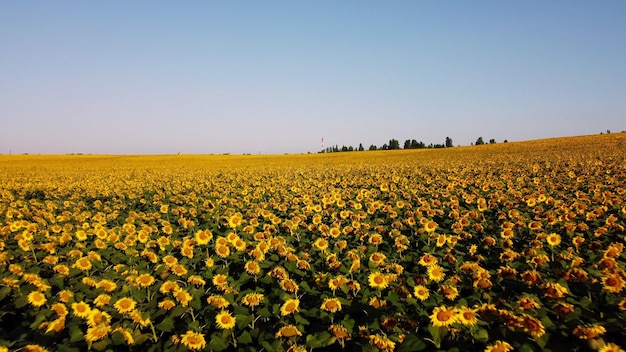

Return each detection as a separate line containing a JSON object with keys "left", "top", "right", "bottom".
{"left": 382, "top": 144, "right": 388, "bottom": 150}
{"left": 489, "top": 139, "right": 496, "bottom": 144}
{"left": 403, "top": 139, "right": 411, "bottom": 149}
{"left": 445, "top": 137, "right": 454, "bottom": 148}
{"left": 475, "top": 137, "right": 485, "bottom": 145}
{"left": 369, "top": 145, "right": 377, "bottom": 151}
{"left": 388, "top": 139, "right": 400, "bottom": 150}
{"left": 358, "top": 143, "right": 364, "bottom": 151}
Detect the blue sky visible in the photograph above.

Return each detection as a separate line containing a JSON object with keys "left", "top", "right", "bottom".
{"left": 1, "top": 1, "right": 625, "bottom": 154}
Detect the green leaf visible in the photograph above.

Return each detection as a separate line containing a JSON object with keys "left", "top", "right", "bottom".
{"left": 210, "top": 336, "right": 230, "bottom": 351}
{"left": 294, "top": 314, "right": 310, "bottom": 326}
{"left": 472, "top": 328, "right": 489, "bottom": 343}
{"left": 29, "top": 311, "right": 49, "bottom": 329}
{"left": 156, "top": 317, "right": 175, "bottom": 332}
{"left": 70, "top": 326, "right": 84, "bottom": 343}
{"left": 14, "top": 295, "right": 28, "bottom": 309}
{"left": 235, "top": 314, "right": 253, "bottom": 329}
{"left": 397, "top": 334, "right": 427, "bottom": 352}
{"left": 237, "top": 331, "right": 253, "bottom": 345}
{"left": 305, "top": 332, "right": 335, "bottom": 348}
{"left": 111, "top": 331, "right": 126, "bottom": 345}
{"left": 427, "top": 325, "right": 447, "bottom": 348}
{"left": 0, "top": 287, "right": 11, "bottom": 301}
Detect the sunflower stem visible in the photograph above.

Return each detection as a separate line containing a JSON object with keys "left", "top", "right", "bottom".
{"left": 149, "top": 321, "right": 158, "bottom": 342}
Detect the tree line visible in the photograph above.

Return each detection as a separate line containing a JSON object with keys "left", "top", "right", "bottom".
{"left": 320, "top": 136, "right": 504, "bottom": 153}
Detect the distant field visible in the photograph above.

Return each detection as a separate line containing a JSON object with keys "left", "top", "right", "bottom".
{"left": 1, "top": 133, "right": 625, "bottom": 352}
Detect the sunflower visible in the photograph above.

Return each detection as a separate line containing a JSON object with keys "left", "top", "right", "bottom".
{"left": 84, "top": 324, "right": 111, "bottom": 343}
{"left": 87, "top": 309, "right": 111, "bottom": 327}
{"left": 573, "top": 324, "right": 607, "bottom": 339}
{"left": 419, "top": 253, "right": 438, "bottom": 267}
{"left": 369, "top": 252, "right": 386, "bottom": 266}
{"left": 21, "top": 345, "right": 49, "bottom": 352}
{"left": 546, "top": 233, "right": 561, "bottom": 247}
{"left": 71, "top": 301, "right": 91, "bottom": 318}
{"left": 280, "top": 299, "right": 300, "bottom": 316}
{"left": 413, "top": 285, "right": 430, "bottom": 301}
{"left": 368, "top": 333, "right": 396, "bottom": 351}
{"left": 113, "top": 297, "right": 137, "bottom": 314}
{"left": 72, "top": 257, "right": 92, "bottom": 271}
{"left": 599, "top": 343, "right": 626, "bottom": 352}
{"left": 159, "top": 280, "right": 180, "bottom": 294}
{"left": 368, "top": 272, "right": 389, "bottom": 290}
{"left": 542, "top": 282, "right": 568, "bottom": 298}
{"left": 484, "top": 340, "right": 514, "bottom": 352}
{"left": 329, "top": 324, "right": 351, "bottom": 340}
{"left": 313, "top": 238, "right": 329, "bottom": 251}
{"left": 51, "top": 303, "right": 68, "bottom": 318}
{"left": 215, "top": 310, "right": 236, "bottom": 329}
{"left": 244, "top": 261, "right": 261, "bottom": 275}
{"left": 424, "top": 220, "right": 438, "bottom": 233}
{"left": 602, "top": 272, "right": 625, "bottom": 293}
{"left": 279, "top": 278, "right": 299, "bottom": 293}
{"left": 427, "top": 265, "right": 446, "bottom": 282}
{"left": 520, "top": 314, "right": 545, "bottom": 338}
{"left": 440, "top": 284, "right": 459, "bottom": 300}
{"left": 216, "top": 244, "right": 230, "bottom": 258}
{"left": 194, "top": 230, "right": 212, "bottom": 245}
{"left": 212, "top": 274, "right": 229, "bottom": 289}
{"left": 456, "top": 306, "right": 478, "bottom": 327}
{"left": 369, "top": 296, "right": 388, "bottom": 309}
{"left": 180, "top": 330, "right": 206, "bottom": 351}
{"left": 275, "top": 325, "right": 302, "bottom": 338}
{"left": 320, "top": 298, "right": 342, "bottom": 313}
{"left": 241, "top": 293, "right": 265, "bottom": 309}
{"left": 174, "top": 288, "right": 193, "bottom": 307}
{"left": 207, "top": 295, "right": 230, "bottom": 309}
{"left": 135, "top": 274, "right": 155, "bottom": 288}
{"left": 28, "top": 291, "right": 47, "bottom": 307}
{"left": 158, "top": 299, "right": 176, "bottom": 311}
{"left": 171, "top": 264, "right": 188, "bottom": 277}
{"left": 430, "top": 306, "right": 458, "bottom": 327}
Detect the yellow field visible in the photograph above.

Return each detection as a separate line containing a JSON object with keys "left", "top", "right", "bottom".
{"left": 1, "top": 133, "right": 625, "bottom": 352}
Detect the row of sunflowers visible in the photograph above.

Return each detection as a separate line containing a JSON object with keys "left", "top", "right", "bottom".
{"left": 0, "top": 133, "right": 625, "bottom": 351}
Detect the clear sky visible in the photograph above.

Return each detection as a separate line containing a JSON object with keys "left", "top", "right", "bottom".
{"left": 1, "top": 1, "right": 625, "bottom": 155}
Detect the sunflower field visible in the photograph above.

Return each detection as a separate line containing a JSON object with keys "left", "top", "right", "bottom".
{"left": 1, "top": 133, "right": 625, "bottom": 352}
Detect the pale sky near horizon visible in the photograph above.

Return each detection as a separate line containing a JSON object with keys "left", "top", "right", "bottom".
{"left": 1, "top": 1, "right": 625, "bottom": 155}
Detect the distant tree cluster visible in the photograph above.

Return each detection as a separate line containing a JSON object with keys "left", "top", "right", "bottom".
{"left": 320, "top": 137, "right": 457, "bottom": 153}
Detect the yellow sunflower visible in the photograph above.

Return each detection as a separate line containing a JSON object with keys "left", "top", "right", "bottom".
{"left": 368, "top": 272, "right": 389, "bottom": 290}
{"left": 427, "top": 264, "right": 446, "bottom": 282}
{"left": 241, "top": 293, "right": 264, "bottom": 309}
{"left": 430, "top": 305, "right": 458, "bottom": 327}
{"left": 215, "top": 310, "right": 236, "bottom": 329}
{"left": 180, "top": 330, "right": 206, "bottom": 351}
{"left": 244, "top": 260, "right": 261, "bottom": 275}
{"left": 484, "top": 340, "right": 514, "bottom": 352}
{"left": 546, "top": 233, "right": 561, "bottom": 247}
{"left": 280, "top": 299, "right": 300, "bottom": 316}
{"left": 275, "top": 325, "right": 302, "bottom": 338}
{"left": 113, "top": 297, "right": 137, "bottom": 314}
{"left": 599, "top": 343, "right": 626, "bottom": 352}
{"left": 602, "top": 272, "right": 625, "bottom": 293}
{"left": 71, "top": 301, "right": 92, "bottom": 318}
{"left": 27, "top": 291, "right": 47, "bottom": 307}
{"left": 320, "top": 298, "right": 342, "bottom": 313}
{"left": 84, "top": 324, "right": 111, "bottom": 343}
{"left": 413, "top": 285, "right": 430, "bottom": 301}
{"left": 158, "top": 299, "right": 176, "bottom": 311}
{"left": 456, "top": 306, "right": 478, "bottom": 327}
